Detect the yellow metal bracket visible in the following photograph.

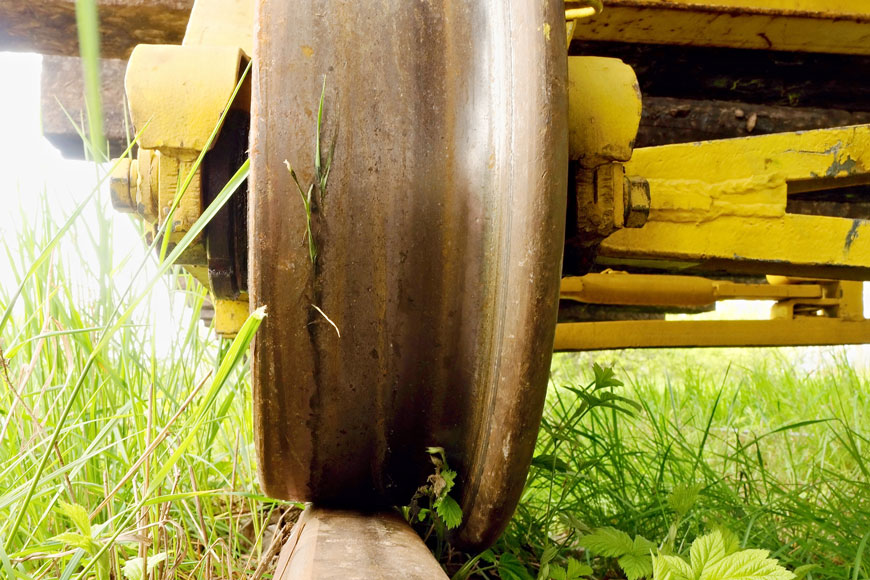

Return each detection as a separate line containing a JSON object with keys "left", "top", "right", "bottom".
{"left": 566, "top": 56, "right": 650, "bottom": 256}
{"left": 598, "top": 125, "right": 870, "bottom": 280}
{"left": 555, "top": 272, "right": 870, "bottom": 350}
{"left": 109, "top": 0, "right": 254, "bottom": 338}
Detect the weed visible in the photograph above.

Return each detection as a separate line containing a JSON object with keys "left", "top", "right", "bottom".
{"left": 407, "top": 447, "right": 464, "bottom": 561}
{"left": 285, "top": 76, "right": 335, "bottom": 265}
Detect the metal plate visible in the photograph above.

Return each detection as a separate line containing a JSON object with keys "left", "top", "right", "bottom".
{"left": 250, "top": 0, "right": 567, "bottom": 548}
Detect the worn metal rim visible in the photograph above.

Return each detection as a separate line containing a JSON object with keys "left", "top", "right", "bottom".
{"left": 250, "top": 0, "right": 567, "bottom": 549}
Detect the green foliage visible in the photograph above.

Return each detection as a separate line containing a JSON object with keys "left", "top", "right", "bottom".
{"left": 437, "top": 495, "right": 463, "bottom": 531}
{"left": 498, "top": 552, "right": 534, "bottom": 580}
{"left": 58, "top": 501, "right": 92, "bottom": 538}
{"left": 580, "top": 527, "right": 656, "bottom": 580}
{"left": 549, "top": 558, "right": 594, "bottom": 580}
{"left": 652, "top": 530, "right": 794, "bottom": 580}
{"left": 121, "top": 552, "right": 167, "bottom": 580}
{"left": 406, "top": 446, "right": 464, "bottom": 562}
{"left": 421, "top": 446, "right": 463, "bottom": 530}
{"left": 477, "top": 355, "right": 869, "bottom": 580}
{"left": 0, "top": 144, "right": 275, "bottom": 577}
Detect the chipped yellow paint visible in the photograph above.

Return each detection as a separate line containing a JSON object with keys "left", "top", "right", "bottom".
{"left": 543, "top": 22, "right": 551, "bottom": 40}
{"left": 599, "top": 125, "right": 870, "bottom": 278}
{"left": 572, "top": 0, "right": 870, "bottom": 55}
{"left": 567, "top": 57, "right": 642, "bottom": 166}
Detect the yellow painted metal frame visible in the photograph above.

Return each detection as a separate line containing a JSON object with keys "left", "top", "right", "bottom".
{"left": 599, "top": 125, "right": 870, "bottom": 280}
{"left": 572, "top": 0, "right": 870, "bottom": 55}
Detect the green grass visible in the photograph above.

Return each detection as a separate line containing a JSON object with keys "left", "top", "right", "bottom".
{"left": 481, "top": 350, "right": 870, "bottom": 580}
{"left": 0, "top": 179, "right": 286, "bottom": 578}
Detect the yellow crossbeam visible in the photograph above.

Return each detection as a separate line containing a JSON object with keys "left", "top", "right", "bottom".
{"left": 572, "top": 0, "right": 870, "bottom": 55}
{"left": 554, "top": 318, "right": 870, "bottom": 350}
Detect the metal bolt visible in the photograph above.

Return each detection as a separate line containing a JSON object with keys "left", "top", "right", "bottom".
{"left": 109, "top": 158, "right": 136, "bottom": 213}
{"left": 624, "top": 176, "right": 651, "bottom": 228}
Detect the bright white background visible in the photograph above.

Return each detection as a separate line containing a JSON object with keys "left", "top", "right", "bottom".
{"left": 0, "top": 51, "right": 198, "bottom": 356}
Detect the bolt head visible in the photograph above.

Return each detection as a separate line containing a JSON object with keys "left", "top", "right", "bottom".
{"left": 624, "top": 176, "right": 651, "bottom": 228}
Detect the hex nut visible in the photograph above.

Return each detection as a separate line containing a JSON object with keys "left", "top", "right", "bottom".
{"left": 109, "top": 158, "right": 136, "bottom": 213}
{"left": 624, "top": 176, "right": 651, "bottom": 228}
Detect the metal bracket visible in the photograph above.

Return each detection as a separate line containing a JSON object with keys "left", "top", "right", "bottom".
{"left": 555, "top": 272, "right": 870, "bottom": 350}
{"left": 598, "top": 125, "right": 870, "bottom": 280}
{"left": 109, "top": 0, "right": 254, "bottom": 337}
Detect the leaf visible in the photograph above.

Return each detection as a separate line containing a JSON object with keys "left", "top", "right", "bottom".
{"left": 531, "top": 454, "right": 571, "bottom": 473}
{"left": 653, "top": 554, "right": 693, "bottom": 580}
{"left": 123, "top": 552, "right": 167, "bottom": 580}
{"left": 429, "top": 473, "right": 448, "bottom": 498}
{"left": 440, "top": 468, "right": 457, "bottom": 496}
{"left": 691, "top": 530, "right": 727, "bottom": 575}
{"left": 715, "top": 528, "right": 741, "bottom": 556}
{"left": 541, "top": 545, "right": 560, "bottom": 566}
{"left": 619, "top": 553, "right": 653, "bottom": 580}
{"left": 435, "top": 494, "right": 462, "bottom": 529}
{"left": 633, "top": 535, "right": 657, "bottom": 556}
{"left": 498, "top": 553, "right": 535, "bottom": 580}
{"left": 700, "top": 549, "right": 795, "bottom": 580}
{"left": 566, "top": 558, "right": 594, "bottom": 578}
{"left": 668, "top": 483, "right": 703, "bottom": 517}
{"left": 592, "top": 363, "right": 623, "bottom": 389}
{"left": 550, "top": 564, "right": 568, "bottom": 580}
{"left": 59, "top": 501, "right": 91, "bottom": 537}
{"left": 51, "top": 532, "right": 94, "bottom": 552}
{"left": 580, "top": 527, "right": 635, "bottom": 558}
{"left": 559, "top": 512, "right": 591, "bottom": 534}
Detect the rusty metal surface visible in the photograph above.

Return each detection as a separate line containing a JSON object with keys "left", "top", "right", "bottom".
{"left": 203, "top": 109, "right": 249, "bottom": 300}
{"left": 250, "top": 0, "right": 567, "bottom": 549}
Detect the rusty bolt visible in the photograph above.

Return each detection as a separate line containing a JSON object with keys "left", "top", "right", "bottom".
{"left": 109, "top": 158, "right": 136, "bottom": 213}
{"left": 624, "top": 176, "right": 650, "bottom": 228}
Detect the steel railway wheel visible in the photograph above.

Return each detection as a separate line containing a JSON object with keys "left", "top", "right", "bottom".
{"left": 250, "top": 0, "right": 567, "bottom": 548}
